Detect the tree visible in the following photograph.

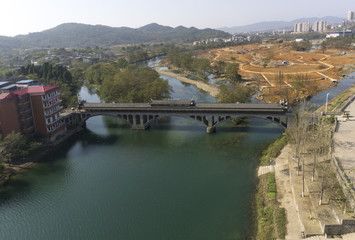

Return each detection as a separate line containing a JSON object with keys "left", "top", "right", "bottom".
{"left": 314, "top": 118, "right": 332, "bottom": 205}
{"left": 85, "top": 63, "right": 117, "bottom": 86}
{"left": 100, "top": 65, "right": 171, "bottom": 103}
{"left": 19, "top": 63, "right": 79, "bottom": 108}
{"left": 291, "top": 40, "right": 311, "bottom": 51}
{"left": 288, "top": 109, "right": 334, "bottom": 201}
{"left": 116, "top": 58, "right": 128, "bottom": 69}
{"left": 0, "top": 132, "right": 27, "bottom": 166}
{"left": 225, "top": 63, "right": 242, "bottom": 84}
{"left": 217, "top": 84, "right": 252, "bottom": 103}
{"left": 321, "top": 41, "right": 327, "bottom": 54}
{"left": 286, "top": 102, "right": 309, "bottom": 176}
{"left": 213, "top": 60, "right": 227, "bottom": 76}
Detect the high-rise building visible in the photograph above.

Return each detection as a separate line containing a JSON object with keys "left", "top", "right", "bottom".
{"left": 348, "top": 11, "right": 355, "bottom": 21}
{"left": 303, "top": 22, "right": 310, "bottom": 32}
{"left": 294, "top": 22, "right": 310, "bottom": 33}
{"left": 313, "top": 21, "right": 327, "bottom": 32}
{"left": 0, "top": 86, "right": 65, "bottom": 140}
{"left": 294, "top": 23, "right": 301, "bottom": 32}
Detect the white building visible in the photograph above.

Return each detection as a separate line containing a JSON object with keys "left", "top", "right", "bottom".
{"left": 294, "top": 22, "right": 311, "bottom": 33}
{"left": 326, "top": 30, "right": 353, "bottom": 38}
{"left": 348, "top": 11, "right": 355, "bottom": 21}
{"left": 312, "top": 21, "right": 327, "bottom": 32}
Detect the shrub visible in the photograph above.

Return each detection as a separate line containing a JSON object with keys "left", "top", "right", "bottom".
{"left": 275, "top": 208, "right": 287, "bottom": 238}
{"left": 268, "top": 173, "right": 276, "bottom": 184}
{"left": 260, "top": 136, "right": 288, "bottom": 166}
{"left": 268, "top": 192, "right": 276, "bottom": 199}
{"left": 268, "top": 183, "right": 277, "bottom": 193}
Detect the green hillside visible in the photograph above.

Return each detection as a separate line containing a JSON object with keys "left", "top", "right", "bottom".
{"left": 0, "top": 23, "right": 230, "bottom": 51}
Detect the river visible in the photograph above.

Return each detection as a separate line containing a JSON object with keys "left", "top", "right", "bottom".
{"left": 0, "top": 63, "right": 284, "bottom": 239}
{"left": 1, "top": 57, "right": 354, "bottom": 239}
{"left": 309, "top": 72, "right": 355, "bottom": 107}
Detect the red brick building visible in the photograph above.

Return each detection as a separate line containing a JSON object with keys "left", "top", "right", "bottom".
{"left": 0, "top": 86, "right": 65, "bottom": 140}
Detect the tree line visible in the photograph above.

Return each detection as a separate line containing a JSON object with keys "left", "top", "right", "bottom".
{"left": 321, "top": 35, "right": 355, "bottom": 51}
{"left": 166, "top": 46, "right": 210, "bottom": 80}
{"left": 18, "top": 63, "right": 82, "bottom": 107}
{"left": 165, "top": 45, "right": 252, "bottom": 103}
{"left": 85, "top": 63, "right": 171, "bottom": 103}
{"left": 287, "top": 104, "right": 341, "bottom": 205}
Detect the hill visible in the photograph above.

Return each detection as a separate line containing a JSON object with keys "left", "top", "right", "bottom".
{"left": 0, "top": 23, "right": 230, "bottom": 52}
{"left": 219, "top": 16, "right": 343, "bottom": 33}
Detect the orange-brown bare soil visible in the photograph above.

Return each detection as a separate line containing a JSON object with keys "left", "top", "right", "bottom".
{"left": 198, "top": 43, "right": 355, "bottom": 103}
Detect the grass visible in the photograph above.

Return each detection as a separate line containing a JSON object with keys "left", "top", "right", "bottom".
{"left": 255, "top": 173, "right": 287, "bottom": 240}
{"left": 260, "top": 135, "right": 288, "bottom": 166}
{"left": 254, "top": 136, "right": 288, "bottom": 240}
{"left": 275, "top": 208, "right": 287, "bottom": 238}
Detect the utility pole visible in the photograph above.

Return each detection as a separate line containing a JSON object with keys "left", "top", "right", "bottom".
{"left": 325, "top": 93, "right": 329, "bottom": 115}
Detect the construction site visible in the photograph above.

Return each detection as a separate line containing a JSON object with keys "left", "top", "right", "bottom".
{"left": 199, "top": 43, "right": 355, "bottom": 104}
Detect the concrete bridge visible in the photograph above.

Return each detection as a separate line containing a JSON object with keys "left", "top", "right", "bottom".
{"left": 79, "top": 101, "right": 291, "bottom": 132}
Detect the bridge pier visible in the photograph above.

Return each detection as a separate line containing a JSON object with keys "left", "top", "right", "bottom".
{"left": 80, "top": 102, "right": 291, "bottom": 132}
{"left": 131, "top": 124, "right": 149, "bottom": 130}
{"left": 130, "top": 114, "right": 151, "bottom": 130}
{"left": 206, "top": 126, "right": 216, "bottom": 133}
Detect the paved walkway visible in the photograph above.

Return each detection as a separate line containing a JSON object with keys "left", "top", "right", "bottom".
{"left": 269, "top": 139, "right": 353, "bottom": 239}
{"left": 273, "top": 145, "right": 304, "bottom": 239}
{"left": 333, "top": 99, "right": 355, "bottom": 184}
{"left": 317, "top": 71, "right": 337, "bottom": 83}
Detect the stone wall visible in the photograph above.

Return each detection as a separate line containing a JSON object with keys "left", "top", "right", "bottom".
{"left": 324, "top": 219, "right": 355, "bottom": 236}
{"left": 331, "top": 156, "right": 355, "bottom": 211}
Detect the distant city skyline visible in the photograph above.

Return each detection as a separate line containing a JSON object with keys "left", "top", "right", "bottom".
{"left": 0, "top": 0, "right": 354, "bottom": 37}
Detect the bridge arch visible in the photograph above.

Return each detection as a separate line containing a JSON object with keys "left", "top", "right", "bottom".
{"left": 80, "top": 112, "right": 288, "bottom": 132}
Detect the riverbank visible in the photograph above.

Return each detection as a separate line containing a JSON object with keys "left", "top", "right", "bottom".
{"left": 254, "top": 136, "right": 288, "bottom": 239}
{"left": 0, "top": 125, "right": 85, "bottom": 187}
{"left": 316, "top": 81, "right": 355, "bottom": 113}
{"left": 259, "top": 118, "right": 355, "bottom": 239}
{"left": 156, "top": 69, "right": 219, "bottom": 97}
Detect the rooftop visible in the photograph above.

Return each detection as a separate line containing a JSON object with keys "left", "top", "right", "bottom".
{"left": 0, "top": 84, "right": 17, "bottom": 90}
{"left": 13, "top": 86, "right": 59, "bottom": 96}
{"left": 16, "top": 79, "right": 38, "bottom": 84}
{"left": 0, "top": 92, "right": 18, "bottom": 102}
{"left": 0, "top": 85, "right": 59, "bottom": 100}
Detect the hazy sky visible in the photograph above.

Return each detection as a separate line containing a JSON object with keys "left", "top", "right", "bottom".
{"left": 0, "top": 0, "right": 354, "bottom": 36}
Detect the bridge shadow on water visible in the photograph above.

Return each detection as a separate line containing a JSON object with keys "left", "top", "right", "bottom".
{"left": 77, "top": 128, "right": 120, "bottom": 147}
{"left": 148, "top": 116, "right": 282, "bottom": 134}
{"left": 89, "top": 115, "right": 283, "bottom": 134}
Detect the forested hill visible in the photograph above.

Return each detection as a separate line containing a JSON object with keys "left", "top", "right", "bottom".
{"left": 0, "top": 23, "right": 229, "bottom": 51}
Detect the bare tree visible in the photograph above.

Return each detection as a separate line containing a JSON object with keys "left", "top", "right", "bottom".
{"left": 308, "top": 117, "right": 333, "bottom": 205}
{"left": 287, "top": 102, "right": 309, "bottom": 176}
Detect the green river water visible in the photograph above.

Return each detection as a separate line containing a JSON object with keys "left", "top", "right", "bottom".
{"left": 0, "top": 74, "right": 282, "bottom": 239}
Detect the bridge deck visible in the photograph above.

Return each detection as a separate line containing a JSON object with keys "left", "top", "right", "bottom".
{"left": 82, "top": 103, "right": 287, "bottom": 113}
{"left": 79, "top": 102, "right": 291, "bottom": 131}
